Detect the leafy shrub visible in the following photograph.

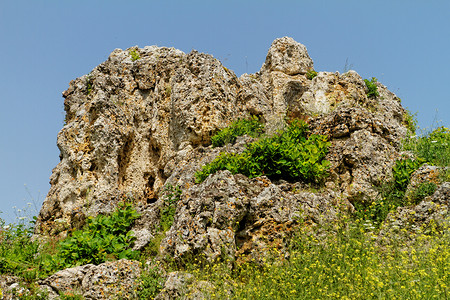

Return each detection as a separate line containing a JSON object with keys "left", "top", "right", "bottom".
{"left": 364, "top": 77, "right": 379, "bottom": 98}
{"left": 129, "top": 49, "right": 140, "bottom": 61}
{"left": 159, "top": 184, "right": 182, "bottom": 232}
{"left": 50, "top": 202, "right": 140, "bottom": 269}
{"left": 211, "top": 116, "right": 264, "bottom": 147}
{"left": 196, "top": 120, "right": 331, "bottom": 183}
{"left": 306, "top": 69, "right": 318, "bottom": 80}
{"left": 392, "top": 157, "right": 425, "bottom": 191}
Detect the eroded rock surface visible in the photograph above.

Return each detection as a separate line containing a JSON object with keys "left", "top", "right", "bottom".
{"left": 38, "top": 259, "right": 141, "bottom": 299}
{"left": 160, "top": 170, "right": 341, "bottom": 263}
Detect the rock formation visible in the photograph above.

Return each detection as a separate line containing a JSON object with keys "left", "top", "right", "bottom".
{"left": 10, "top": 36, "right": 444, "bottom": 299}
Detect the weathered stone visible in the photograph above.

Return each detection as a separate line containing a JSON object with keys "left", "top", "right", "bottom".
{"left": 38, "top": 259, "right": 140, "bottom": 300}
{"left": 260, "top": 36, "right": 314, "bottom": 75}
{"left": 160, "top": 170, "right": 341, "bottom": 263}
{"left": 308, "top": 106, "right": 404, "bottom": 204}
{"left": 155, "top": 272, "right": 194, "bottom": 300}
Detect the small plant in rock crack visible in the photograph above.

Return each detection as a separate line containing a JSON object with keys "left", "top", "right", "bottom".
{"left": 85, "top": 74, "right": 94, "bottom": 95}
{"left": 364, "top": 77, "right": 379, "bottom": 98}
{"left": 306, "top": 69, "right": 318, "bottom": 80}
{"left": 211, "top": 115, "right": 264, "bottom": 147}
{"left": 129, "top": 49, "right": 140, "bottom": 61}
{"left": 159, "top": 184, "right": 182, "bottom": 232}
{"left": 392, "top": 157, "right": 425, "bottom": 191}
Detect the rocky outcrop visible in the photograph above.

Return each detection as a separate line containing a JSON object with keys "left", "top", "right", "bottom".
{"left": 27, "top": 36, "right": 447, "bottom": 299}
{"left": 36, "top": 36, "right": 410, "bottom": 237}
{"left": 36, "top": 45, "right": 248, "bottom": 237}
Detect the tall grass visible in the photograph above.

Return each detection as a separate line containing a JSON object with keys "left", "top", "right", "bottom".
{"left": 402, "top": 126, "right": 450, "bottom": 181}
{"left": 183, "top": 214, "right": 449, "bottom": 299}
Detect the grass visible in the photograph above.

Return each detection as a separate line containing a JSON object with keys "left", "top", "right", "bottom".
{"left": 179, "top": 210, "right": 449, "bottom": 299}
{"left": 402, "top": 126, "right": 450, "bottom": 181}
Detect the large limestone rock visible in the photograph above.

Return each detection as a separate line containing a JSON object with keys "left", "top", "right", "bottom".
{"left": 35, "top": 36, "right": 413, "bottom": 263}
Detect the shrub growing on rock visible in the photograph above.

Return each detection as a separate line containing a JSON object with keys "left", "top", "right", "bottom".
{"left": 196, "top": 120, "right": 330, "bottom": 183}
{"left": 364, "top": 77, "right": 379, "bottom": 98}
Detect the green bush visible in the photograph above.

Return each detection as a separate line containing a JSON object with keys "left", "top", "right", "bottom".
{"left": 306, "top": 69, "right": 318, "bottom": 80}
{"left": 50, "top": 202, "right": 140, "bottom": 269}
{"left": 364, "top": 77, "right": 379, "bottom": 98}
{"left": 392, "top": 157, "right": 425, "bottom": 191}
{"left": 211, "top": 116, "right": 264, "bottom": 147}
{"left": 196, "top": 120, "right": 330, "bottom": 183}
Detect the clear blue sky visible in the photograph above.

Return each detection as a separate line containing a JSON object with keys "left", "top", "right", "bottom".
{"left": 1, "top": 1, "right": 449, "bottom": 224}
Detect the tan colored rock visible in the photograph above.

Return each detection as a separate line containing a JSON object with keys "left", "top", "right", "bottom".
{"left": 36, "top": 46, "right": 248, "bottom": 236}
{"left": 38, "top": 259, "right": 140, "bottom": 300}
{"left": 36, "top": 37, "right": 413, "bottom": 259}
{"left": 379, "top": 182, "right": 449, "bottom": 243}
{"left": 260, "top": 36, "right": 314, "bottom": 75}
{"left": 160, "top": 170, "right": 341, "bottom": 263}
